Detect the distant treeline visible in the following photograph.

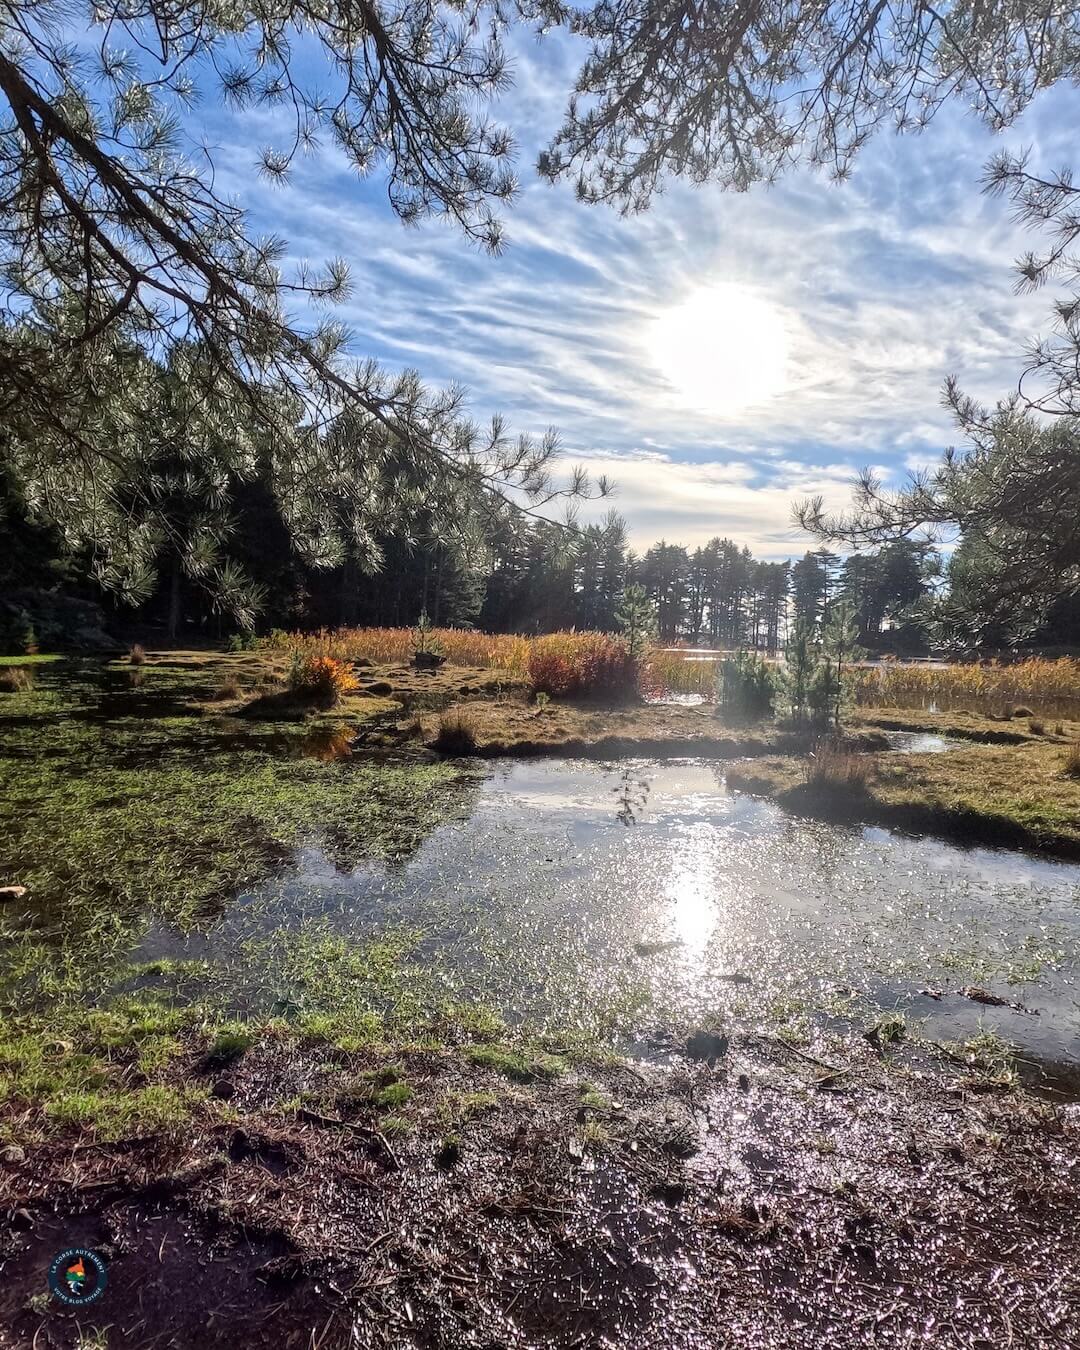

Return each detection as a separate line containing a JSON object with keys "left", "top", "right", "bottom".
{"left": 3, "top": 464, "right": 1079, "bottom": 656}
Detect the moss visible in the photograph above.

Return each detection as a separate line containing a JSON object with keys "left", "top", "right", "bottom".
{"left": 465, "top": 1044, "right": 566, "bottom": 1083}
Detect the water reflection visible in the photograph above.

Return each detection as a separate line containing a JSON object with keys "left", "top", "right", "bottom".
{"left": 136, "top": 757, "right": 1080, "bottom": 1076}
{"left": 613, "top": 768, "right": 650, "bottom": 826}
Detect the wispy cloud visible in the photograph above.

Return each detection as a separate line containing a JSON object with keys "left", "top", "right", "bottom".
{"left": 200, "top": 35, "right": 1080, "bottom": 554}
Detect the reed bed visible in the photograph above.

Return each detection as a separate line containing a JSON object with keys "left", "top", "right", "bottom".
{"left": 266, "top": 631, "right": 1080, "bottom": 716}
{"left": 642, "top": 648, "right": 722, "bottom": 697}
{"left": 851, "top": 657, "right": 1080, "bottom": 719}
{"left": 268, "top": 626, "right": 532, "bottom": 673}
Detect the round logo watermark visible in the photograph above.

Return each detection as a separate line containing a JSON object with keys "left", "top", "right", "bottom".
{"left": 47, "top": 1248, "right": 107, "bottom": 1306}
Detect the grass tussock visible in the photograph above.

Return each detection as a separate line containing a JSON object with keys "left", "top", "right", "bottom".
{"left": 0, "top": 666, "right": 33, "bottom": 693}
{"left": 1065, "top": 742, "right": 1080, "bottom": 779}
{"left": 431, "top": 708, "right": 478, "bottom": 754}
{"left": 128, "top": 643, "right": 146, "bottom": 665}
{"left": 210, "top": 674, "right": 243, "bottom": 701}
{"left": 805, "top": 743, "right": 875, "bottom": 794}
{"left": 287, "top": 653, "right": 359, "bottom": 706}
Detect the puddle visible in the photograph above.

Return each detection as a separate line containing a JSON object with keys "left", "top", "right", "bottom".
{"left": 881, "top": 730, "right": 954, "bottom": 753}
{"left": 130, "top": 758, "right": 1080, "bottom": 1080}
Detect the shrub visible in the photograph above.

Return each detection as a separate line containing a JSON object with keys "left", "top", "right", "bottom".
{"left": 225, "top": 632, "right": 258, "bottom": 652}
{"left": 527, "top": 632, "right": 638, "bottom": 699}
{"left": 128, "top": 643, "right": 146, "bottom": 665}
{"left": 717, "top": 650, "right": 776, "bottom": 722}
{"left": 287, "top": 653, "right": 359, "bottom": 705}
{"left": 431, "top": 709, "right": 477, "bottom": 754}
{"left": 0, "top": 667, "right": 33, "bottom": 694}
{"left": 1065, "top": 743, "right": 1080, "bottom": 779}
{"left": 805, "top": 743, "right": 874, "bottom": 793}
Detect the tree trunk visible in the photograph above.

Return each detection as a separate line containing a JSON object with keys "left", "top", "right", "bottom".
{"left": 167, "top": 555, "right": 182, "bottom": 642}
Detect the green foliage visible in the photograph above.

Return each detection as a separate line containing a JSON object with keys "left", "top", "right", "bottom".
{"left": 820, "top": 600, "right": 866, "bottom": 728}
{"left": 716, "top": 650, "right": 777, "bottom": 722}
{"left": 373, "top": 1081, "right": 412, "bottom": 1109}
{"left": 412, "top": 611, "right": 442, "bottom": 655}
{"left": 615, "top": 584, "right": 657, "bottom": 663}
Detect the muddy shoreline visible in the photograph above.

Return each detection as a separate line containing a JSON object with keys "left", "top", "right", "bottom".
{"left": 3, "top": 1032, "right": 1079, "bottom": 1349}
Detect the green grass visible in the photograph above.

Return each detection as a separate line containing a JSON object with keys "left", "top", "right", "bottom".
{"left": 0, "top": 653, "right": 64, "bottom": 665}
{"left": 465, "top": 1043, "right": 566, "bottom": 1083}
{"left": 204, "top": 1028, "right": 254, "bottom": 1069}
{"left": 373, "top": 1080, "right": 412, "bottom": 1109}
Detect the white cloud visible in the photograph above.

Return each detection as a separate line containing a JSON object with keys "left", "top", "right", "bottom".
{"left": 194, "top": 32, "right": 1080, "bottom": 554}
{"left": 573, "top": 453, "right": 860, "bottom": 557}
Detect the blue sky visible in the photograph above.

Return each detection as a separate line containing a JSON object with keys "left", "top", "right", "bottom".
{"left": 204, "top": 27, "right": 1078, "bottom": 558}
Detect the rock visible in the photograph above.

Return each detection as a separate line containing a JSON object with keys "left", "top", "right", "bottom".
{"left": 10, "top": 1207, "right": 34, "bottom": 1231}
{"left": 0, "top": 1145, "right": 26, "bottom": 1165}
{"left": 0, "top": 885, "right": 27, "bottom": 902}
{"left": 211, "top": 1079, "right": 236, "bottom": 1100}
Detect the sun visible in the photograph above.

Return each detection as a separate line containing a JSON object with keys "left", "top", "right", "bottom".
{"left": 646, "top": 282, "right": 792, "bottom": 414}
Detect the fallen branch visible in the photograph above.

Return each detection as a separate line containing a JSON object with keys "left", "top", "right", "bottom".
{"left": 298, "top": 1108, "right": 400, "bottom": 1171}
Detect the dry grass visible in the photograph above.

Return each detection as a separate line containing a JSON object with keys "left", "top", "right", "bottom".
{"left": 0, "top": 666, "right": 33, "bottom": 693}
{"left": 730, "top": 739, "right": 1080, "bottom": 856}
{"left": 1065, "top": 742, "right": 1080, "bottom": 779}
{"left": 852, "top": 657, "right": 1080, "bottom": 719}
{"left": 270, "top": 627, "right": 532, "bottom": 674}
{"left": 128, "top": 643, "right": 146, "bottom": 665}
{"left": 210, "top": 675, "right": 243, "bottom": 702}
{"left": 430, "top": 709, "right": 478, "bottom": 754}
{"left": 805, "top": 743, "right": 875, "bottom": 793}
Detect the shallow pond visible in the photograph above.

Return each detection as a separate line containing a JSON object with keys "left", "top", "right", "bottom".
{"left": 136, "top": 756, "right": 1080, "bottom": 1084}
{"left": 4, "top": 665, "right": 1080, "bottom": 1089}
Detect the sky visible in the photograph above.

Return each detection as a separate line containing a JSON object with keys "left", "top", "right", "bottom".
{"left": 205, "top": 25, "right": 1079, "bottom": 560}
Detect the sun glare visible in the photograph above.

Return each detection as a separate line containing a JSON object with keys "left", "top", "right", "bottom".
{"left": 646, "top": 282, "right": 791, "bottom": 415}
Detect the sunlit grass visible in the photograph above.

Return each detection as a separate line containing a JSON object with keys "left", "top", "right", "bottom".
{"left": 852, "top": 657, "right": 1080, "bottom": 718}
